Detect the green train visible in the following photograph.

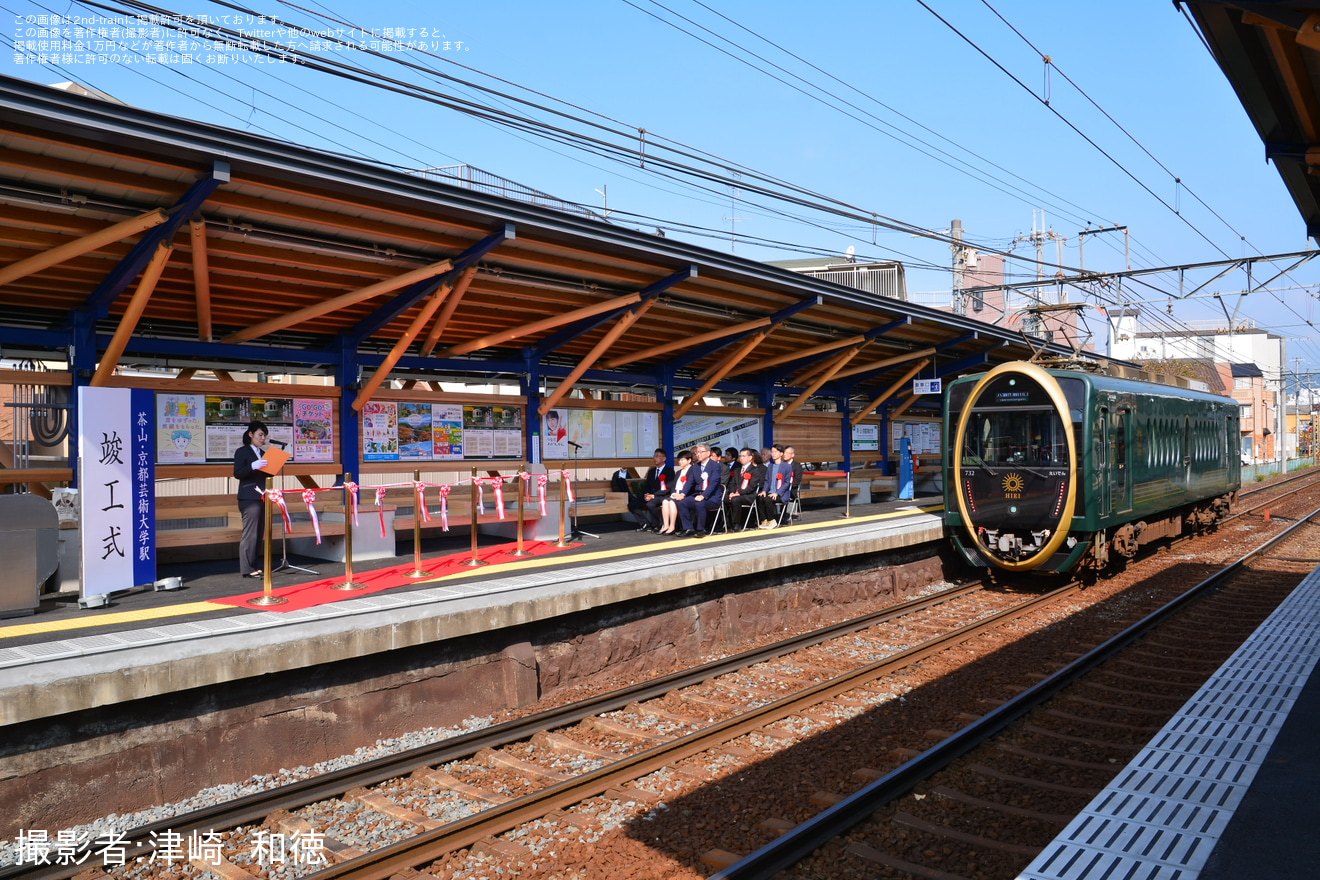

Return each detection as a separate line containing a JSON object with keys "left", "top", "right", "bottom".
{"left": 942, "top": 361, "right": 1241, "bottom": 574}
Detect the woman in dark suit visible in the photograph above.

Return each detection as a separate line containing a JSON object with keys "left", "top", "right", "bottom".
{"left": 233, "top": 420, "right": 270, "bottom": 578}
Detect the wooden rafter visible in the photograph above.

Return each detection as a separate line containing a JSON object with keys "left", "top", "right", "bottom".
{"left": 774, "top": 345, "right": 864, "bottom": 425}
{"left": 539, "top": 299, "right": 658, "bottom": 416}
{"left": 420, "top": 265, "right": 478, "bottom": 356}
{"left": 889, "top": 394, "right": 918, "bottom": 419}
{"left": 189, "top": 218, "right": 213, "bottom": 341}
{"left": 851, "top": 358, "right": 931, "bottom": 425}
{"left": 831, "top": 346, "right": 938, "bottom": 382}
{"left": 221, "top": 259, "right": 453, "bottom": 343}
{"left": 91, "top": 243, "right": 173, "bottom": 386}
{"left": 730, "top": 334, "right": 868, "bottom": 377}
{"left": 353, "top": 282, "right": 454, "bottom": 411}
{"left": 601, "top": 317, "right": 771, "bottom": 369}
{"left": 0, "top": 438, "right": 52, "bottom": 498}
{"left": 441, "top": 293, "right": 641, "bottom": 357}
{"left": 0, "top": 209, "right": 167, "bottom": 287}
{"left": 673, "top": 330, "right": 768, "bottom": 420}
{"left": 1262, "top": 24, "right": 1320, "bottom": 141}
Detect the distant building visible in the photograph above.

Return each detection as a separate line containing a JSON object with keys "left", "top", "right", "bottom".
{"left": 769, "top": 256, "right": 907, "bottom": 300}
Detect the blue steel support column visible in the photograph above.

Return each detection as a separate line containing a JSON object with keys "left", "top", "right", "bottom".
{"left": 759, "top": 378, "right": 775, "bottom": 449}
{"left": 523, "top": 348, "right": 542, "bottom": 464}
{"left": 336, "top": 334, "right": 361, "bottom": 481}
{"left": 840, "top": 389, "right": 853, "bottom": 473}
{"left": 880, "top": 406, "right": 892, "bottom": 476}
{"left": 67, "top": 311, "right": 98, "bottom": 490}
{"left": 660, "top": 366, "right": 676, "bottom": 454}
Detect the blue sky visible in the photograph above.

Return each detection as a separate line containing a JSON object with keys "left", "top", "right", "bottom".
{"left": 4, "top": 0, "right": 1319, "bottom": 378}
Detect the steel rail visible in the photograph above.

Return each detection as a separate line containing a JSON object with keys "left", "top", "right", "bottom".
{"left": 712, "top": 502, "right": 1320, "bottom": 880}
{"left": 0, "top": 580, "right": 985, "bottom": 880}
{"left": 296, "top": 581, "right": 1083, "bottom": 880}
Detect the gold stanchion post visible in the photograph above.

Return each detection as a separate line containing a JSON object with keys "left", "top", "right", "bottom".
{"left": 333, "top": 472, "right": 368, "bottom": 590}
{"left": 247, "top": 492, "right": 287, "bottom": 606}
{"left": 554, "top": 462, "right": 571, "bottom": 547}
{"left": 462, "top": 466, "right": 489, "bottom": 567}
{"left": 406, "top": 469, "right": 433, "bottom": 578}
{"left": 510, "top": 465, "right": 532, "bottom": 556}
{"left": 843, "top": 470, "right": 852, "bottom": 518}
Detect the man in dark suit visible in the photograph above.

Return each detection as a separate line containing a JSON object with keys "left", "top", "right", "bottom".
{"left": 628, "top": 447, "right": 675, "bottom": 532}
{"left": 676, "top": 443, "right": 725, "bottom": 537}
{"left": 724, "top": 447, "right": 766, "bottom": 530}
{"left": 781, "top": 445, "right": 806, "bottom": 522}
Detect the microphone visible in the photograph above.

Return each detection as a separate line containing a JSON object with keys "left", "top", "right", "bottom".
{"left": 567, "top": 440, "right": 583, "bottom": 449}
{"left": 268, "top": 439, "right": 288, "bottom": 448}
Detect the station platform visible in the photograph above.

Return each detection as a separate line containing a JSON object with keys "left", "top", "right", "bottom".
{"left": 1021, "top": 560, "right": 1320, "bottom": 880}
{"left": 0, "top": 495, "right": 945, "bottom": 729}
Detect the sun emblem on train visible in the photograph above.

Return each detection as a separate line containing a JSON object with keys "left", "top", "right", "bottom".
{"left": 1001, "top": 473, "right": 1025, "bottom": 498}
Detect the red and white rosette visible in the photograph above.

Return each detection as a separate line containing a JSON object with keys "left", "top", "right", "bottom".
{"left": 343, "top": 481, "right": 360, "bottom": 527}
{"left": 536, "top": 473, "right": 549, "bottom": 515}
{"left": 659, "top": 474, "right": 667, "bottom": 492}
{"left": 375, "top": 486, "right": 388, "bottom": 538}
{"left": 741, "top": 471, "right": 751, "bottom": 490}
{"left": 265, "top": 488, "right": 292, "bottom": 531}
{"left": 301, "top": 488, "right": 322, "bottom": 544}
{"left": 437, "top": 483, "right": 451, "bottom": 530}
{"left": 561, "top": 469, "right": 575, "bottom": 502}
{"left": 414, "top": 480, "right": 431, "bottom": 523}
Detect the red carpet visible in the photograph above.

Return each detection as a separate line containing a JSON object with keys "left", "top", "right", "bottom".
{"left": 210, "top": 540, "right": 577, "bottom": 612}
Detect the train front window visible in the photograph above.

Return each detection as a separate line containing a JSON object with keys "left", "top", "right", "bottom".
{"left": 963, "top": 409, "right": 1070, "bottom": 467}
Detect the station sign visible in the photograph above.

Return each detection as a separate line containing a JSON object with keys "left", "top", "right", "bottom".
{"left": 912, "top": 379, "right": 943, "bottom": 395}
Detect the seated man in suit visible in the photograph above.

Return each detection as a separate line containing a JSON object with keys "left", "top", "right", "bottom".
{"left": 676, "top": 443, "right": 725, "bottom": 537}
{"left": 628, "top": 447, "right": 675, "bottom": 532}
{"left": 724, "top": 447, "right": 766, "bottom": 530}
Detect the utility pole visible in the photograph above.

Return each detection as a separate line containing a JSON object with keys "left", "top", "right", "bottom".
{"left": 951, "top": 219, "right": 966, "bottom": 316}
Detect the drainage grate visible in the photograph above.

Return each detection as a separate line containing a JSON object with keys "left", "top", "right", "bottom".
{"left": 1020, "top": 567, "right": 1320, "bottom": 880}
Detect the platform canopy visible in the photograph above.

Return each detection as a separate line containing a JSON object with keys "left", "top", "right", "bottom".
{"left": 0, "top": 73, "right": 1075, "bottom": 420}
{"left": 1183, "top": 2, "right": 1320, "bottom": 241}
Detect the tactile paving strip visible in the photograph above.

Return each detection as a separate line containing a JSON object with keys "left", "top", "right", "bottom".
{"left": 1019, "top": 566, "right": 1320, "bottom": 880}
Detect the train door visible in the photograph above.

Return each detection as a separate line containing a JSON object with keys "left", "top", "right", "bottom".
{"left": 1183, "top": 415, "right": 1193, "bottom": 486}
{"left": 1097, "top": 405, "right": 1112, "bottom": 519}
{"left": 1109, "top": 407, "right": 1132, "bottom": 514}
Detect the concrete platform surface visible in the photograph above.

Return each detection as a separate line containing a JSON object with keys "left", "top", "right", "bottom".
{"left": 0, "top": 497, "right": 945, "bottom": 727}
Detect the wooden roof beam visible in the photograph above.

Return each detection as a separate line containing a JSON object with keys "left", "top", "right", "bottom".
{"left": 421, "top": 264, "right": 479, "bottom": 355}
{"left": 0, "top": 209, "right": 167, "bottom": 287}
{"left": 538, "top": 299, "right": 659, "bottom": 416}
{"left": 773, "top": 345, "right": 864, "bottom": 425}
{"left": 731, "top": 333, "right": 868, "bottom": 377}
{"left": 830, "top": 346, "right": 939, "bottom": 381}
{"left": 352, "top": 282, "right": 454, "bottom": 412}
{"left": 673, "top": 330, "right": 769, "bottom": 420}
{"left": 601, "top": 316, "right": 771, "bottom": 369}
{"left": 850, "top": 358, "right": 931, "bottom": 425}
{"left": 221, "top": 258, "right": 453, "bottom": 343}
{"left": 189, "top": 218, "right": 212, "bottom": 341}
{"left": 91, "top": 243, "right": 172, "bottom": 386}
{"left": 440, "top": 293, "right": 641, "bottom": 357}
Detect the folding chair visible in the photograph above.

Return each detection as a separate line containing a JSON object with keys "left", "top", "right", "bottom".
{"left": 735, "top": 498, "right": 759, "bottom": 531}
{"left": 706, "top": 501, "right": 727, "bottom": 535}
{"left": 776, "top": 488, "right": 801, "bottom": 526}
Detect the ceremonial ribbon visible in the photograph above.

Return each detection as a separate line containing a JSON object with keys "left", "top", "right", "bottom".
{"left": 343, "top": 481, "right": 360, "bottom": 527}
{"left": 742, "top": 470, "right": 751, "bottom": 488}
{"left": 701, "top": 470, "right": 709, "bottom": 490}
{"left": 301, "top": 489, "right": 322, "bottom": 544}
{"left": 536, "top": 473, "right": 549, "bottom": 515}
{"left": 561, "top": 470, "right": 575, "bottom": 502}
{"left": 414, "top": 481, "right": 431, "bottom": 523}
{"left": 659, "top": 475, "right": 666, "bottom": 492}
{"left": 437, "top": 483, "right": 451, "bottom": 530}
{"left": 375, "top": 487, "right": 388, "bottom": 538}
{"left": 265, "top": 488, "right": 292, "bottom": 531}
{"left": 475, "top": 478, "right": 485, "bottom": 516}
{"left": 491, "top": 476, "right": 506, "bottom": 521}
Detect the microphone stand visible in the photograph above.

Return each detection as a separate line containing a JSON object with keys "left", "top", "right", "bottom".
{"left": 567, "top": 441, "right": 598, "bottom": 540}
{"left": 268, "top": 441, "right": 315, "bottom": 575}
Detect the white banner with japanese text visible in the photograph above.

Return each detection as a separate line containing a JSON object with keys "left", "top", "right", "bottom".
{"left": 79, "top": 386, "right": 156, "bottom": 596}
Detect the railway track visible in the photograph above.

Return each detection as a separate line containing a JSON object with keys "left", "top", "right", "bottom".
{"left": 715, "top": 501, "right": 1320, "bottom": 879}
{"left": 8, "top": 470, "right": 1318, "bottom": 880}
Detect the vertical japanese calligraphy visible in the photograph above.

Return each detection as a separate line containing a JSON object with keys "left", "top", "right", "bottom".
{"left": 79, "top": 387, "right": 156, "bottom": 596}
